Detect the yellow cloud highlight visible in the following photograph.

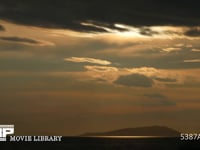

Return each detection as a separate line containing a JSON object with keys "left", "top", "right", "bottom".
{"left": 162, "top": 47, "right": 181, "bottom": 52}
{"left": 84, "top": 65, "right": 119, "bottom": 83}
{"left": 64, "top": 57, "right": 111, "bottom": 65}
{"left": 191, "top": 49, "right": 200, "bottom": 52}
{"left": 184, "top": 59, "right": 200, "bottom": 63}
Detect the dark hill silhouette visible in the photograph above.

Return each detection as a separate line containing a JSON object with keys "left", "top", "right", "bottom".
{"left": 81, "top": 126, "right": 180, "bottom": 137}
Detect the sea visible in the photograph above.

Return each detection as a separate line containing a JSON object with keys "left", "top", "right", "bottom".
{"left": 1, "top": 136, "right": 200, "bottom": 150}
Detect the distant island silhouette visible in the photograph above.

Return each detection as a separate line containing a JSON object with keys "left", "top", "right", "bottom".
{"left": 81, "top": 126, "right": 180, "bottom": 137}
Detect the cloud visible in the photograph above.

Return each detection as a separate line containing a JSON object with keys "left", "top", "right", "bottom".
{"left": 1, "top": 0, "right": 200, "bottom": 33}
{"left": 155, "top": 77, "right": 177, "bottom": 82}
{"left": 84, "top": 65, "right": 119, "bottom": 82}
{"left": 184, "top": 27, "right": 200, "bottom": 37}
{"left": 0, "top": 36, "right": 54, "bottom": 46}
{"left": 126, "top": 67, "right": 159, "bottom": 77}
{"left": 143, "top": 93, "right": 176, "bottom": 106}
{"left": 143, "top": 93, "right": 167, "bottom": 99}
{"left": 184, "top": 59, "right": 200, "bottom": 63}
{"left": 139, "top": 27, "right": 159, "bottom": 36}
{"left": 0, "top": 36, "right": 39, "bottom": 44}
{"left": 114, "top": 74, "right": 154, "bottom": 87}
{"left": 80, "top": 21, "right": 128, "bottom": 33}
{"left": 84, "top": 65, "right": 118, "bottom": 72}
{"left": 162, "top": 47, "right": 181, "bottom": 52}
{"left": 191, "top": 49, "right": 200, "bottom": 52}
{"left": 64, "top": 57, "right": 111, "bottom": 65}
{"left": 0, "top": 24, "right": 5, "bottom": 31}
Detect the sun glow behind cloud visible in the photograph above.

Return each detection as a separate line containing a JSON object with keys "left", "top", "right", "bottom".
{"left": 2, "top": 18, "right": 197, "bottom": 44}
{"left": 79, "top": 21, "right": 196, "bottom": 39}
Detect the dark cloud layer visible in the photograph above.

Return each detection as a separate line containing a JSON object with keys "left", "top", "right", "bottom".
{"left": 0, "top": 0, "right": 200, "bottom": 32}
{"left": 0, "top": 36, "right": 41, "bottom": 45}
{"left": 114, "top": 74, "right": 154, "bottom": 87}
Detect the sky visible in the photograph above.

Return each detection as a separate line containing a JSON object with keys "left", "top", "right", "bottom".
{"left": 0, "top": 0, "right": 200, "bottom": 136}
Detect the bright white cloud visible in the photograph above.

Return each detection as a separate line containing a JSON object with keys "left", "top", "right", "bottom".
{"left": 81, "top": 22, "right": 117, "bottom": 33}
{"left": 64, "top": 57, "right": 111, "bottom": 65}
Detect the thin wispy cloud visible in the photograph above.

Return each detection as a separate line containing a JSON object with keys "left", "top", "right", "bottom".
{"left": 0, "top": 36, "right": 54, "bottom": 46}
{"left": 0, "top": 36, "right": 40, "bottom": 44}
{"left": 64, "top": 57, "right": 111, "bottom": 65}
{"left": 191, "top": 49, "right": 200, "bottom": 52}
{"left": 184, "top": 59, "right": 200, "bottom": 63}
{"left": 155, "top": 77, "right": 177, "bottom": 83}
{"left": 143, "top": 93, "right": 176, "bottom": 106}
{"left": 162, "top": 47, "right": 181, "bottom": 52}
